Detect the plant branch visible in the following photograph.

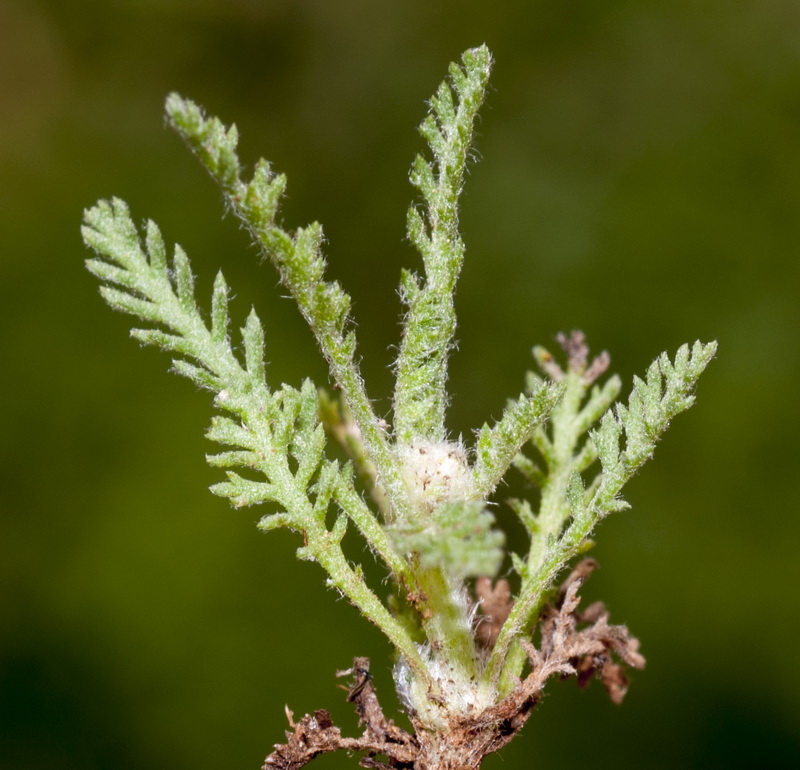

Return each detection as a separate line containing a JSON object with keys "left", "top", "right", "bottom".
{"left": 484, "top": 338, "right": 716, "bottom": 689}
{"left": 393, "top": 45, "right": 492, "bottom": 444}
{"left": 165, "top": 94, "right": 413, "bottom": 523}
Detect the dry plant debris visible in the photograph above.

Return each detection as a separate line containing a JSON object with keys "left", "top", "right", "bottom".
{"left": 264, "top": 561, "right": 644, "bottom": 769}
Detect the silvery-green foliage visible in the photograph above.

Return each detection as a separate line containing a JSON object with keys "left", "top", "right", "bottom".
{"left": 394, "top": 46, "right": 492, "bottom": 445}
{"left": 390, "top": 501, "right": 505, "bottom": 580}
{"left": 82, "top": 45, "right": 716, "bottom": 728}
{"left": 484, "top": 336, "right": 717, "bottom": 691}
{"left": 82, "top": 198, "right": 430, "bottom": 683}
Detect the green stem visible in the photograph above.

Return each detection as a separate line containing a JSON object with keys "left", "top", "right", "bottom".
{"left": 482, "top": 509, "right": 596, "bottom": 688}
{"left": 319, "top": 391, "right": 392, "bottom": 520}
{"left": 486, "top": 370, "right": 590, "bottom": 688}
{"left": 311, "top": 325, "right": 412, "bottom": 522}
{"left": 527, "top": 370, "right": 585, "bottom": 571}
{"left": 417, "top": 568, "right": 478, "bottom": 677}
{"left": 334, "top": 480, "right": 412, "bottom": 586}
{"left": 293, "top": 499, "right": 432, "bottom": 689}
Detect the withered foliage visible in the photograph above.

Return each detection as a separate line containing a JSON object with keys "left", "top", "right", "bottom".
{"left": 515, "top": 559, "right": 645, "bottom": 708}
{"left": 474, "top": 577, "right": 513, "bottom": 648}
{"left": 263, "top": 658, "right": 417, "bottom": 770}
{"left": 537, "top": 330, "right": 610, "bottom": 384}
{"left": 263, "top": 561, "right": 644, "bottom": 769}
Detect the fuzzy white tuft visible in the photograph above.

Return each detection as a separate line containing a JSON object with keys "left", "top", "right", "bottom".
{"left": 399, "top": 440, "right": 476, "bottom": 514}
{"left": 393, "top": 643, "right": 498, "bottom": 729}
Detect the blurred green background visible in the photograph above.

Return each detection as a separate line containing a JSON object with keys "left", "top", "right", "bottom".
{"left": 2, "top": 1, "right": 799, "bottom": 767}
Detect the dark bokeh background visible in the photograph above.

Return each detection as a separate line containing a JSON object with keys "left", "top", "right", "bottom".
{"left": 2, "top": 1, "right": 799, "bottom": 767}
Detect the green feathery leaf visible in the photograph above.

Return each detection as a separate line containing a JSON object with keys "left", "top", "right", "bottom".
{"left": 166, "top": 91, "right": 412, "bottom": 523}
{"left": 472, "top": 380, "right": 562, "bottom": 498}
{"left": 390, "top": 500, "right": 504, "bottom": 580}
{"left": 84, "top": 48, "right": 718, "bottom": 731}
{"left": 393, "top": 45, "right": 493, "bottom": 444}
{"left": 484, "top": 338, "right": 716, "bottom": 690}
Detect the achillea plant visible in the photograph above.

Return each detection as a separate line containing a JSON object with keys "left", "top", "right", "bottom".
{"left": 82, "top": 45, "right": 716, "bottom": 769}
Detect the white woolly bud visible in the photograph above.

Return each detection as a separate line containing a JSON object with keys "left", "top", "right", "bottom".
{"left": 393, "top": 643, "right": 498, "bottom": 728}
{"left": 399, "top": 440, "right": 475, "bottom": 514}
